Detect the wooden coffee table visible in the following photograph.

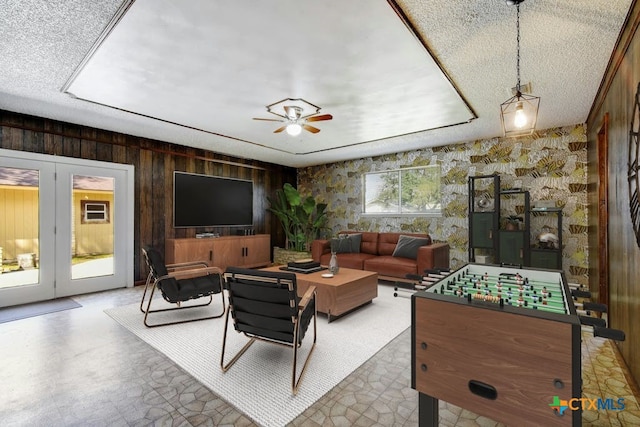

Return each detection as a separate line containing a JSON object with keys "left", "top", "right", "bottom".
{"left": 262, "top": 266, "right": 378, "bottom": 322}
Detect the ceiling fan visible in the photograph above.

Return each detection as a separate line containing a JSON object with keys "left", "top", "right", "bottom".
{"left": 253, "top": 101, "right": 332, "bottom": 136}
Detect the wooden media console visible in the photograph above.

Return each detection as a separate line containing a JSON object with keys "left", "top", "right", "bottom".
{"left": 165, "top": 235, "right": 271, "bottom": 271}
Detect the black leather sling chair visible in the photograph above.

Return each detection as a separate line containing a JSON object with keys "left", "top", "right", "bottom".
{"left": 140, "top": 246, "right": 225, "bottom": 327}
{"left": 221, "top": 267, "right": 317, "bottom": 395}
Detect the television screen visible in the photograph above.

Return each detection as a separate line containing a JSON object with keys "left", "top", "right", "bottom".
{"left": 174, "top": 172, "right": 253, "bottom": 227}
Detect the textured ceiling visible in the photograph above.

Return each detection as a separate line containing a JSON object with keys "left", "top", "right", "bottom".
{"left": 0, "top": 0, "right": 633, "bottom": 167}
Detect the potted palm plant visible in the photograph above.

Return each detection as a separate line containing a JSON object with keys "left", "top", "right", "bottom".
{"left": 268, "top": 183, "right": 329, "bottom": 264}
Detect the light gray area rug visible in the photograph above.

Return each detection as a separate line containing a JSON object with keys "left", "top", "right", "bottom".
{"left": 105, "top": 286, "right": 410, "bottom": 427}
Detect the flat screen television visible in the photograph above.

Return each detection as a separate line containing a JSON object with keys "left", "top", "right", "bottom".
{"left": 173, "top": 172, "right": 253, "bottom": 227}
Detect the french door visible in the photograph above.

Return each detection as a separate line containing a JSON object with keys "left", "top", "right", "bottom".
{"left": 0, "top": 149, "right": 134, "bottom": 307}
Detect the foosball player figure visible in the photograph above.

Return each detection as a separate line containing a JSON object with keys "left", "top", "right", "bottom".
{"left": 517, "top": 296, "right": 525, "bottom": 307}
{"left": 515, "top": 273, "right": 523, "bottom": 285}
{"left": 542, "top": 286, "right": 549, "bottom": 298}
{"left": 532, "top": 291, "right": 539, "bottom": 303}
{"left": 507, "top": 287, "right": 513, "bottom": 298}
{"left": 496, "top": 280, "right": 502, "bottom": 292}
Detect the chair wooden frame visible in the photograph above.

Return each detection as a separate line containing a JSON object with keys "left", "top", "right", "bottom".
{"left": 140, "top": 247, "right": 225, "bottom": 327}
{"left": 220, "top": 268, "right": 317, "bottom": 395}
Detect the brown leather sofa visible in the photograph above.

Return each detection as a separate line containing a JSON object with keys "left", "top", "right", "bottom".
{"left": 311, "top": 231, "right": 450, "bottom": 280}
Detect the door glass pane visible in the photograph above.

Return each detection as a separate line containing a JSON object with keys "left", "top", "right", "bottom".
{"left": 71, "top": 175, "right": 114, "bottom": 279}
{"left": 0, "top": 167, "right": 40, "bottom": 288}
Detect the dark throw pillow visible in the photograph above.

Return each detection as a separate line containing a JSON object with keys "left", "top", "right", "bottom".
{"left": 330, "top": 233, "right": 362, "bottom": 253}
{"left": 392, "top": 235, "right": 430, "bottom": 259}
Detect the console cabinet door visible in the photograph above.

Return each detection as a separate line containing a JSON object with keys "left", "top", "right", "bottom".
{"left": 210, "top": 238, "right": 241, "bottom": 270}
{"left": 165, "top": 239, "right": 214, "bottom": 266}
{"left": 242, "top": 235, "right": 271, "bottom": 267}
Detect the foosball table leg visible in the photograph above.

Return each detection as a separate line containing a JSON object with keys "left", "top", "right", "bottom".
{"left": 418, "top": 392, "right": 438, "bottom": 427}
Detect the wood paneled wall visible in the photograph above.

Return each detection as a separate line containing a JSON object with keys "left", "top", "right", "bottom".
{"left": 0, "top": 109, "right": 296, "bottom": 282}
{"left": 586, "top": 0, "right": 640, "bottom": 385}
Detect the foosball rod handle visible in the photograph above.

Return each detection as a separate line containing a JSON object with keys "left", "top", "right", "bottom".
{"left": 579, "top": 315, "right": 606, "bottom": 328}
{"left": 593, "top": 326, "right": 626, "bottom": 341}
{"left": 572, "top": 289, "right": 592, "bottom": 299}
{"left": 579, "top": 316, "right": 626, "bottom": 341}
{"left": 583, "top": 302, "right": 608, "bottom": 313}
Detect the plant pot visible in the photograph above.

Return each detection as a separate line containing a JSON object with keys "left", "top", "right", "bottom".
{"left": 273, "top": 247, "right": 312, "bottom": 265}
{"left": 505, "top": 222, "right": 520, "bottom": 231}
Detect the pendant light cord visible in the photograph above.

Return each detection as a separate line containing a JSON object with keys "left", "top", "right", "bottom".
{"left": 516, "top": 3, "right": 521, "bottom": 94}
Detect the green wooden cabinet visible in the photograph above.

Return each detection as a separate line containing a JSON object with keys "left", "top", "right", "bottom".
{"left": 468, "top": 174, "right": 500, "bottom": 263}
{"left": 530, "top": 207, "right": 563, "bottom": 270}
{"left": 499, "top": 231, "right": 525, "bottom": 266}
{"left": 471, "top": 212, "right": 495, "bottom": 248}
{"left": 530, "top": 249, "right": 560, "bottom": 269}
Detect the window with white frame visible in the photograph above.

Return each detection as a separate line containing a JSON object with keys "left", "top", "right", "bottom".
{"left": 81, "top": 200, "right": 110, "bottom": 223}
{"left": 363, "top": 165, "right": 441, "bottom": 215}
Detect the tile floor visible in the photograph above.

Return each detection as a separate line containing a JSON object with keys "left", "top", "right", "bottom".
{"left": 0, "top": 285, "right": 639, "bottom": 426}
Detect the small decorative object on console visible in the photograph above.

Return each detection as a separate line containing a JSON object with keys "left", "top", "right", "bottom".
{"left": 536, "top": 232, "right": 559, "bottom": 249}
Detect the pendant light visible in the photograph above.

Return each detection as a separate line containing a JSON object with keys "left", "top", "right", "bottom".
{"left": 500, "top": 0, "right": 540, "bottom": 137}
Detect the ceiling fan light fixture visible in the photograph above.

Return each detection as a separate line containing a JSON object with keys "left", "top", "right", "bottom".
{"left": 286, "top": 123, "right": 302, "bottom": 136}
{"left": 500, "top": 0, "right": 540, "bottom": 137}
{"left": 285, "top": 105, "right": 302, "bottom": 120}
{"left": 254, "top": 98, "right": 333, "bottom": 135}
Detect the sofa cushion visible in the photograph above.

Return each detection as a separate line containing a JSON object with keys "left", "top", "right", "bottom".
{"left": 340, "top": 231, "right": 379, "bottom": 255}
{"left": 364, "top": 255, "right": 418, "bottom": 278}
{"left": 319, "top": 252, "right": 377, "bottom": 270}
{"left": 378, "top": 232, "right": 431, "bottom": 256}
{"left": 392, "top": 235, "right": 432, "bottom": 259}
{"left": 331, "top": 233, "right": 362, "bottom": 253}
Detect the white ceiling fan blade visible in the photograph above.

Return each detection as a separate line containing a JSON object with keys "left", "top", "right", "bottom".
{"left": 253, "top": 117, "right": 285, "bottom": 122}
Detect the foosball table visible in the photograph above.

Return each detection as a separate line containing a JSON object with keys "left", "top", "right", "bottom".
{"left": 411, "top": 263, "right": 624, "bottom": 427}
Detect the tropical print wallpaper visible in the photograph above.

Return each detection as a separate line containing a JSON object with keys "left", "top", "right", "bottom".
{"left": 298, "top": 124, "right": 589, "bottom": 286}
